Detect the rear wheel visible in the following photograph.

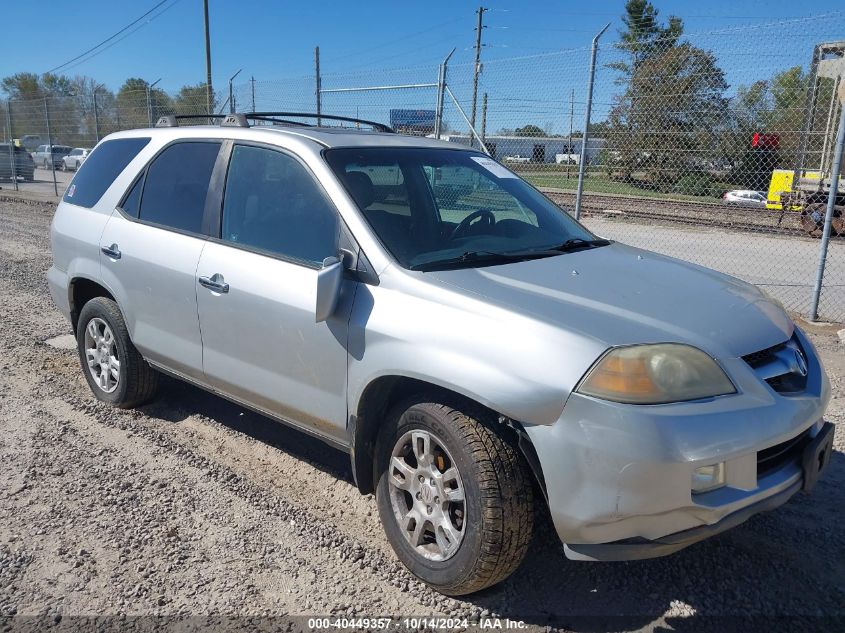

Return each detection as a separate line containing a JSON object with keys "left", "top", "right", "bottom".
{"left": 375, "top": 397, "right": 534, "bottom": 596}
{"left": 76, "top": 297, "right": 158, "bottom": 408}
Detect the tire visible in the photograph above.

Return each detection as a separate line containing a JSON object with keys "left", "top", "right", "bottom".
{"left": 375, "top": 397, "right": 534, "bottom": 596}
{"left": 76, "top": 297, "right": 158, "bottom": 408}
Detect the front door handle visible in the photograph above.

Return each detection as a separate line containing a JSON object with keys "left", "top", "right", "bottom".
{"left": 101, "top": 244, "right": 121, "bottom": 259}
{"left": 198, "top": 273, "right": 229, "bottom": 294}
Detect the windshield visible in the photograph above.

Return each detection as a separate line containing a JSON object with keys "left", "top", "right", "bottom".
{"left": 325, "top": 147, "right": 597, "bottom": 270}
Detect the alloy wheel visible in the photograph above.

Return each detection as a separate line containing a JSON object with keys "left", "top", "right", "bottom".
{"left": 83, "top": 317, "right": 120, "bottom": 393}
{"left": 387, "top": 429, "right": 466, "bottom": 561}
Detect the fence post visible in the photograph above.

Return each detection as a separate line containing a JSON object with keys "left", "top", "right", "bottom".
{"left": 315, "top": 46, "right": 322, "bottom": 126}
{"left": 6, "top": 100, "right": 18, "bottom": 191}
{"left": 44, "top": 97, "right": 58, "bottom": 197}
{"left": 444, "top": 85, "right": 490, "bottom": 156}
{"left": 574, "top": 23, "right": 610, "bottom": 221}
{"left": 434, "top": 48, "right": 456, "bottom": 140}
{"left": 93, "top": 88, "right": 100, "bottom": 143}
{"left": 809, "top": 85, "right": 845, "bottom": 321}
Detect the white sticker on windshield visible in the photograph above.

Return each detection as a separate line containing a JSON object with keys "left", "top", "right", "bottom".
{"left": 470, "top": 156, "right": 517, "bottom": 179}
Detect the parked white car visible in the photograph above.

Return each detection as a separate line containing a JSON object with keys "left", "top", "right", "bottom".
{"left": 503, "top": 154, "right": 530, "bottom": 163}
{"left": 62, "top": 148, "right": 92, "bottom": 171}
{"left": 723, "top": 190, "right": 767, "bottom": 207}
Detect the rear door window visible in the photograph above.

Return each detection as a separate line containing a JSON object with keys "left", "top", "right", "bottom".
{"left": 139, "top": 142, "right": 221, "bottom": 234}
{"left": 62, "top": 137, "right": 150, "bottom": 208}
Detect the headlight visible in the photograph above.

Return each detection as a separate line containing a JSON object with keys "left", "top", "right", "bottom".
{"left": 577, "top": 344, "right": 736, "bottom": 404}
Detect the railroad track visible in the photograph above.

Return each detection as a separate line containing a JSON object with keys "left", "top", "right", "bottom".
{"left": 540, "top": 189, "right": 834, "bottom": 239}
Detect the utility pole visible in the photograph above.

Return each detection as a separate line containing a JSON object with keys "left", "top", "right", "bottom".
{"left": 250, "top": 76, "right": 256, "bottom": 112}
{"left": 567, "top": 88, "right": 574, "bottom": 180}
{"left": 204, "top": 0, "right": 213, "bottom": 116}
{"left": 315, "top": 46, "right": 322, "bottom": 126}
{"left": 470, "top": 6, "right": 487, "bottom": 140}
{"left": 481, "top": 92, "right": 488, "bottom": 143}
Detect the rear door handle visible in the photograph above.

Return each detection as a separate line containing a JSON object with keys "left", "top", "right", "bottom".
{"left": 198, "top": 273, "right": 229, "bottom": 294}
{"left": 101, "top": 244, "right": 121, "bottom": 259}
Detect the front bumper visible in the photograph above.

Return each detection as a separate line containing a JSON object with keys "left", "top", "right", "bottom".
{"left": 563, "top": 421, "right": 834, "bottom": 561}
{"left": 524, "top": 328, "right": 832, "bottom": 561}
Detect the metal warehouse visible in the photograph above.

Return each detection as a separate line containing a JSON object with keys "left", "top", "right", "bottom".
{"left": 439, "top": 134, "right": 606, "bottom": 165}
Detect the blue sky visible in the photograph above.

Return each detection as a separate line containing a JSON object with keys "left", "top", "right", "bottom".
{"left": 2, "top": 1, "right": 844, "bottom": 132}
{"left": 2, "top": 0, "right": 842, "bottom": 91}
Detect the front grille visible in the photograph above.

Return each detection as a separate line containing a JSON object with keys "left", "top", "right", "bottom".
{"left": 742, "top": 342, "right": 787, "bottom": 369}
{"left": 742, "top": 335, "right": 808, "bottom": 394}
{"left": 757, "top": 429, "right": 810, "bottom": 478}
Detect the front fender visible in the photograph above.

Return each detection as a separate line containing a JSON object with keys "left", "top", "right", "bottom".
{"left": 346, "top": 273, "right": 606, "bottom": 428}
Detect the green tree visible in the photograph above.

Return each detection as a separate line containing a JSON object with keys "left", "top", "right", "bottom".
{"left": 609, "top": 0, "right": 683, "bottom": 80}
{"left": 1, "top": 72, "right": 92, "bottom": 144}
{"left": 174, "top": 82, "right": 216, "bottom": 115}
{"left": 514, "top": 124, "right": 546, "bottom": 137}
{"left": 1, "top": 72, "right": 43, "bottom": 99}
{"left": 608, "top": 42, "right": 728, "bottom": 190}
{"left": 116, "top": 78, "right": 173, "bottom": 128}
{"left": 606, "top": 2, "right": 728, "bottom": 191}
{"left": 727, "top": 66, "right": 811, "bottom": 189}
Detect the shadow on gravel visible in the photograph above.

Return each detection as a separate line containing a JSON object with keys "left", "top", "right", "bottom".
{"left": 138, "top": 375, "right": 353, "bottom": 483}
{"left": 463, "top": 449, "right": 845, "bottom": 629}
{"left": 131, "top": 373, "right": 844, "bottom": 627}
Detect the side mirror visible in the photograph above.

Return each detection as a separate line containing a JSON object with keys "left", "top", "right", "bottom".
{"left": 316, "top": 256, "right": 343, "bottom": 323}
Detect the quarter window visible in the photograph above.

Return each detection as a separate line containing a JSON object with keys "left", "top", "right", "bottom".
{"left": 139, "top": 141, "right": 220, "bottom": 234}
{"left": 221, "top": 144, "right": 338, "bottom": 265}
{"left": 62, "top": 137, "right": 150, "bottom": 208}
{"left": 120, "top": 176, "right": 144, "bottom": 218}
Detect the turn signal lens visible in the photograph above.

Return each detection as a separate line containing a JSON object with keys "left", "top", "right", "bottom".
{"left": 577, "top": 344, "right": 735, "bottom": 404}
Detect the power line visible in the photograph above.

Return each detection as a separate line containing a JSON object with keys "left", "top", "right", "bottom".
{"left": 44, "top": 0, "right": 181, "bottom": 75}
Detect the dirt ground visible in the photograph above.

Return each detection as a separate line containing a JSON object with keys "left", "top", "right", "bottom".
{"left": 1, "top": 196, "right": 844, "bottom": 631}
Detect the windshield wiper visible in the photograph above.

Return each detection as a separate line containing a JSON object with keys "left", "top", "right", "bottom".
{"left": 549, "top": 238, "right": 611, "bottom": 252}
{"left": 409, "top": 249, "right": 555, "bottom": 271}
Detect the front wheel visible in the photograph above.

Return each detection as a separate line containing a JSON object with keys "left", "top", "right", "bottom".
{"left": 76, "top": 297, "right": 159, "bottom": 408}
{"left": 375, "top": 398, "right": 534, "bottom": 596}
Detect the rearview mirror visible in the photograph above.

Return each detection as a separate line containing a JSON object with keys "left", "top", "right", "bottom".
{"left": 316, "top": 256, "right": 343, "bottom": 323}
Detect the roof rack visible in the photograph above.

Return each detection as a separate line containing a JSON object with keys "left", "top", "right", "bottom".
{"left": 243, "top": 112, "right": 394, "bottom": 133}
{"left": 154, "top": 112, "right": 394, "bottom": 133}
{"left": 154, "top": 113, "right": 241, "bottom": 128}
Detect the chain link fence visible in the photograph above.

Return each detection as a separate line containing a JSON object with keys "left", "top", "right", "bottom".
{"left": 2, "top": 15, "right": 844, "bottom": 321}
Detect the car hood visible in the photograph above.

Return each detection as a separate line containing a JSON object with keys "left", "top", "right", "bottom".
{"left": 426, "top": 242, "right": 793, "bottom": 359}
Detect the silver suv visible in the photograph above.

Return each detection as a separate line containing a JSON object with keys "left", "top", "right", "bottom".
{"left": 48, "top": 113, "right": 834, "bottom": 596}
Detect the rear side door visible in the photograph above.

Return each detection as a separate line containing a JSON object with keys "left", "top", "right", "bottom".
{"left": 195, "top": 143, "right": 353, "bottom": 444}
{"left": 98, "top": 140, "right": 223, "bottom": 380}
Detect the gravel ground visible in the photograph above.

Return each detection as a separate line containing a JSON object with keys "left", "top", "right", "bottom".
{"left": 1, "top": 196, "right": 844, "bottom": 631}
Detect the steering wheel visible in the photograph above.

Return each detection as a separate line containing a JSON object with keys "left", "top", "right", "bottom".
{"left": 449, "top": 209, "right": 495, "bottom": 241}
